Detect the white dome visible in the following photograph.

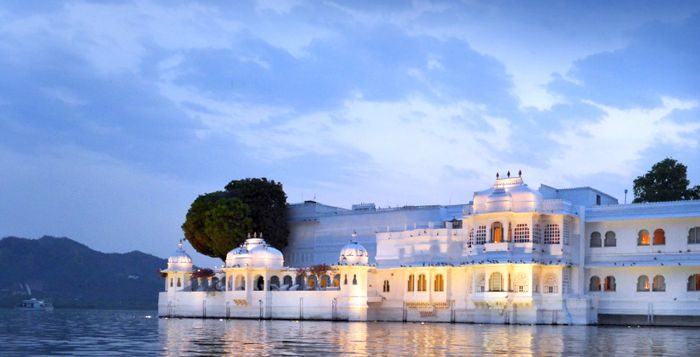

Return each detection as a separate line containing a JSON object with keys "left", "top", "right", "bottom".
{"left": 226, "top": 236, "right": 284, "bottom": 268}
{"left": 339, "top": 240, "right": 369, "bottom": 266}
{"left": 473, "top": 176, "right": 542, "bottom": 214}
{"left": 167, "top": 241, "right": 193, "bottom": 272}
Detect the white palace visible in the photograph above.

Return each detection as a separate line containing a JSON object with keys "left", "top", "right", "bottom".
{"left": 159, "top": 174, "right": 700, "bottom": 325}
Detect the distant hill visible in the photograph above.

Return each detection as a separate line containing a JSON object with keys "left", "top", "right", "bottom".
{"left": 0, "top": 236, "right": 166, "bottom": 309}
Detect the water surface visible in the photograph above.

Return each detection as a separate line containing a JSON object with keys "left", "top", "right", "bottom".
{"left": 1, "top": 309, "right": 698, "bottom": 356}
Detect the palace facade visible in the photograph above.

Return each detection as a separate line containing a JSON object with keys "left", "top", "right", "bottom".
{"left": 159, "top": 174, "right": 700, "bottom": 325}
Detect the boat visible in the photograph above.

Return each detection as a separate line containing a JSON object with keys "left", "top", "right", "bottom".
{"left": 16, "top": 298, "right": 54, "bottom": 311}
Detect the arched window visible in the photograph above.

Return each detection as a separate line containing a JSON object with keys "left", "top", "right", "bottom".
{"left": 491, "top": 222, "right": 504, "bottom": 243}
{"left": 177, "top": 278, "right": 181, "bottom": 287}
{"left": 269, "top": 276, "right": 280, "bottom": 291}
{"left": 283, "top": 275, "right": 293, "bottom": 288}
{"left": 638, "top": 230, "right": 650, "bottom": 246}
{"left": 417, "top": 274, "right": 427, "bottom": 292}
{"left": 477, "top": 273, "right": 485, "bottom": 292}
{"left": 589, "top": 276, "right": 601, "bottom": 291}
{"left": 653, "top": 229, "right": 666, "bottom": 245}
{"left": 434, "top": 274, "right": 444, "bottom": 292}
{"left": 352, "top": 274, "right": 357, "bottom": 285}
{"left": 227, "top": 277, "right": 232, "bottom": 291}
{"left": 653, "top": 275, "right": 666, "bottom": 292}
{"left": 543, "top": 273, "right": 558, "bottom": 294}
{"left": 476, "top": 225, "right": 487, "bottom": 245}
{"left": 544, "top": 224, "right": 560, "bottom": 244}
{"left": 604, "top": 231, "right": 616, "bottom": 247}
{"left": 333, "top": 274, "right": 341, "bottom": 288}
{"left": 294, "top": 275, "right": 305, "bottom": 290}
{"left": 407, "top": 274, "right": 415, "bottom": 292}
{"left": 590, "top": 232, "right": 602, "bottom": 247}
{"left": 344, "top": 274, "right": 348, "bottom": 285}
{"left": 604, "top": 276, "right": 616, "bottom": 292}
{"left": 320, "top": 275, "right": 330, "bottom": 289}
{"left": 254, "top": 275, "right": 265, "bottom": 291}
{"left": 688, "top": 274, "right": 700, "bottom": 291}
{"left": 514, "top": 224, "right": 530, "bottom": 243}
{"left": 383, "top": 280, "right": 390, "bottom": 292}
{"left": 236, "top": 275, "right": 246, "bottom": 291}
{"left": 689, "top": 227, "right": 700, "bottom": 244}
{"left": 307, "top": 275, "right": 318, "bottom": 290}
{"left": 489, "top": 272, "right": 503, "bottom": 292}
{"left": 170, "top": 278, "right": 174, "bottom": 287}
{"left": 636, "top": 275, "right": 650, "bottom": 292}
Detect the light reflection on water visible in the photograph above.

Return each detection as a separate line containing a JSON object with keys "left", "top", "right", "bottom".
{"left": 1, "top": 309, "right": 699, "bottom": 356}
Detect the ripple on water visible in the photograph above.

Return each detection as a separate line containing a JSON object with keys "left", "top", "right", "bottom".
{"left": 2, "top": 310, "right": 700, "bottom": 356}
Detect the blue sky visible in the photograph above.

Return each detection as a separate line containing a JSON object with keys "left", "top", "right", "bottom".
{"left": 1, "top": 0, "right": 700, "bottom": 266}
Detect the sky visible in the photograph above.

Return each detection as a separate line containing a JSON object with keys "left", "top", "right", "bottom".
{"left": 1, "top": 0, "right": 700, "bottom": 267}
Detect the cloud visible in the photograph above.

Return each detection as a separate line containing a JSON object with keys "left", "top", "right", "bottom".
{"left": 547, "top": 97, "right": 700, "bottom": 179}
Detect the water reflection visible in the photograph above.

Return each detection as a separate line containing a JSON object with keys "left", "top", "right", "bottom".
{"left": 2, "top": 309, "right": 700, "bottom": 356}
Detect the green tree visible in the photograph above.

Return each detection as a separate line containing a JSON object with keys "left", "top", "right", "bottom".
{"left": 224, "top": 178, "right": 289, "bottom": 251}
{"left": 182, "top": 178, "right": 289, "bottom": 261}
{"left": 633, "top": 158, "right": 700, "bottom": 203}
{"left": 182, "top": 192, "right": 252, "bottom": 260}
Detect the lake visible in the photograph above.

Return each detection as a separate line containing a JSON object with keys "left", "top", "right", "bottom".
{"left": 1, "top": 309, "right": 699, "bottom": 356}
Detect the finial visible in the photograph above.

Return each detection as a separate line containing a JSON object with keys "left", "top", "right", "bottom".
{"left": 518, "top": 169, "right": 522, "bottom": 177}
{"left": 247, "top": 232, "right": 251, "bottom": 239}
{"left": 259, "top": 232, "right": 263, "bottom": 239}
{"left": 352, "top": 230, "right": 357, "bottom": 240}
{"left": 177, "top": 239, "right": 184, "bottom": 250}
{"left": 507, "top": 170, "right": 511, "bottom": 178}
{"left": 496, "top": 172, "right": 499, "bottom": 179}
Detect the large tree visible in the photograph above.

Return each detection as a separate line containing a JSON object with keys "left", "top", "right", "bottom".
{"left": 224, "top": 178, "right": 289, "bottom": 251}
{"left": 633, "top": 158, "right": 700, "bottom": 203}
{"left": 182, "top": 178, "right": 289, "bottom": 261}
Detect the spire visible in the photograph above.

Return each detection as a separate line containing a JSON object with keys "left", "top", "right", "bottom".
{"left": 507, "top": 170, "right": 511, "bottom": 178}
{"left": 496, "top": 172, "right": 500, "bottom": 179}
{"left": 518, "top": 169, "right": 522, "bottom": 177}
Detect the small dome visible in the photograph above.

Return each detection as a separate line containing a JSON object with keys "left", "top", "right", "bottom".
{"left": 339, "top": 239, "right": 369, "bottom": 266}
{"left": 167, "top": 241, "right": 193, "bottom": 272}
{"left": 473, "top": 176, "right": 542, "bottom": 214}
{"left": 226, "top": 234, "right": 284, "bottom": 268}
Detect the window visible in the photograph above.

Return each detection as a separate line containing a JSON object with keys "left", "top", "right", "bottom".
{"left": 514, "top": 224, "right": 530, "bottom": 243}
{"left": 236, "top": 275, "right": 246, "bottom": 291}
{"left": 533, "top": 224, "right": 542, "bottom": 244}
{"left": 513, "top": 273, "right": 528, "bottom": 293}
{"left": 177, "top": 278, "right": 181, "bottom": 287}
{"left": 407, "top": 274, "right": 415, "bottom": 292}
{"left": 383, "top": 280, "right": 390, "bottom": 293}
{"left": 544, "top": 224, "right": 560, "bottom": 244}
{"left": 543, "top": 273, "right": 558, "bottom": 294}
{"left": 489, "top": 272, "right": 503, "bottom": 292}
{"left": 689, "top": 227, "right": 700, "bottom": 244}
{"left": 170, "top": 278, "right": 173, "bottom": 287}
{"left": 638, "top": 230, "right": 650, "bottom": 246}
{"left": 491, "top": 222, "right": 504, "bottom": 243}
{"left": 284, "top": 275, "right": 294, "bottom": 287}
{"left": 476, "top": 225, "right": 487, "bottom": 245}
{"left": 596, "top": 194, "right": 601, "bottom": 205}
{"left": 417, "top": 274, "right": 427, "bottom": 292}
{"left": 590, "top": 232, "right": 602, "bottom": 248}
{"left": 227, "top": 278, "right": 232, "bottom": 291}
{"left": 434, "top": 274, "right": 444, "bottom": 292}
{"left": 344, "top": 274, "right": 348, "bottom": 285}
{"left": 333, "top": 274, "right": 340, "bottom": 288}
{"left": 589, "top": 276, "right": 601, "bottom": 291}
{"left": 688, "top": 274, "right": 700, "bottom": 291}
{"left": 604, "top": 231, "right": 616, "bottom": 247}
{"left": 653, "top": 229, "right": 666, "bottom": 245}
{"left": 653, "top": 275, "right": 666, "bottom": 292}
{"left": 352, "top": 274, "right": 357, "bottom": 285}
{"left": 254, "top": 276, "right": 265, "bottom": 291}
{"left": 468, "top": 228, "right": 474, "bottom": 247}
{"left": 637, "top": 275, "right": 650, "bottom": 292}
{"left": 604, "top": 276, "right": 616, "bottom": 292}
